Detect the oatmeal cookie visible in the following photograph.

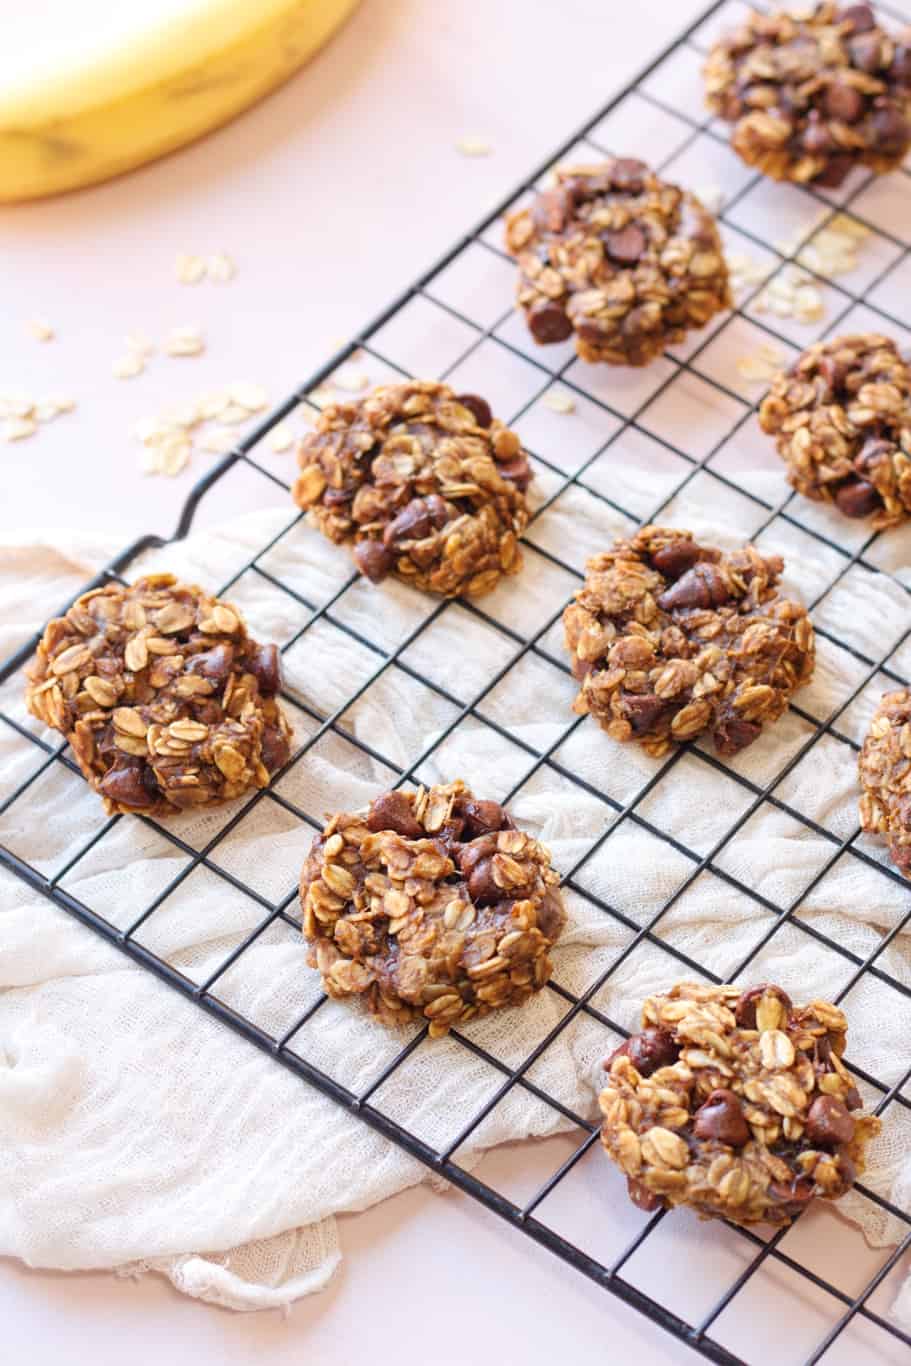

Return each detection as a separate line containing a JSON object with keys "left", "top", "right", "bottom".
{"left": 299, "top": 781, "right": 565, "bottom": 1036}
{"left": 292, "top": 381, "right": 530, "bottom": 598}
{"left": 504, "top": 159, "right": 731, "bottom": 368}
{"left": 600, "top": 982, "right": 881, "bottom": 1226}
{"left": 759, "top": 333, "right": 911, "bottom": 529}
{"left": 26, "top": 574, "right": 292, "bottom": 815}
{"left": 859, "top": 688, "right": 911, "bottom": 874}
{"left": 562, "top": 527, "right": 815, "bottom": 758}
{"left": 705, "top": 4, "right": 911, "bottom": 188}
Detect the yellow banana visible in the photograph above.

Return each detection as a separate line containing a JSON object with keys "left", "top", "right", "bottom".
{"left": 0, "top": 0, "right": 360, "bottom": 203}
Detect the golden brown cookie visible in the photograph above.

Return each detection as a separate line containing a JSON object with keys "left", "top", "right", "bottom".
{"left": 300, "top": 781, "right": 564, "bottom": 1035}
{"left": 600, "top": 982, "right": 880, "bottom": 1226}
{"left": 292, "top": 380, "right": 530, "bottom": 598}
{"left": 26, "top": 574, "right": 292, "bottom": 815}
{"left": 859, "top": 688, "right": 911, "bottom": 874}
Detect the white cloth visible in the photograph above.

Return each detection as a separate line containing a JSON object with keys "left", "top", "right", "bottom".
{"left": 1, "top": 483, "right": 911, "bottom": 1318}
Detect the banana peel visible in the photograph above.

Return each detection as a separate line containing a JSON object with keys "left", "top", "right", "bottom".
{"left": 0, "top": 0, "right": 360, "bottom": 203}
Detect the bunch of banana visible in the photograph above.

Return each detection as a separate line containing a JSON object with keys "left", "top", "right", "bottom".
{"left": 0, "top": 0, "right": 360, "bottom": 203}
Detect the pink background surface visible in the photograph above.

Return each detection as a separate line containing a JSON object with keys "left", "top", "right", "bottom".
{"left": 2, "top": 2, "right": 909, "bottom": 1362}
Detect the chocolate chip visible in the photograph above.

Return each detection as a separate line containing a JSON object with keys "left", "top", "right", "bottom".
{"left": 713, "top": 713, "right": 761, "bottom": 757}
{"left": 604, "top": 224, "right": 647, "bottom": 264}
{"left": 527, "top": 299, "right": 573, "bottom": 344}
{"left": 187, "top": 641, "right": 235, "bottom": 687}
{"left": 460, "top": 799, "right": 506, "bottom": 837}
{"left": 734, "top": 983, "right": 792, "bottom": 1029}
{"left": 769, "top": 1176, "right": 815, "bottom": 1206}
{"left": 424, "top": 493, "right": 453, "bottom": 528}
{"left": 824, "top": 83, "right": 865, "bottom": 124}
{"left": 497, "top": 454, "right": 532, "bottom": 492}
{"left": 872, "top": 102, "right": 910, "bottom": 148}
{"left": 844, "top": 1085, "right": 864, "bottom": 1112}
{"left": 623, "top": 694, "right": 672, "bottom": 736}
{"left": 467, "top": 856, "right": 500, "bottom": 906}
{"left": 657, "top": 562, "right": 730, "bottom": 612}
{"left": 457, "top": 393, "right": 492, "bottom": 428}
{"left": 812, "top": 154, "right": 854, "bottom": 188}
{"left": 891, "top": 45, "right": 911, "bottom": 85}
{"left": 99, "top": 758, "right": 158, "bottom": 810}
{"left": 806, "top": 1095, "right": 856, "bottom": 1146}
{"left": 611, "top": 158, "right": 649, "bottom": 192}
{"left": 651, "top": 538, "right": 705, "bottom": 580}
{"left": 366, "top": 790, "right": 424, "bottom": 839}
{"left": 627, "top": 1027, "right": 680, "bottom": 1077}
{"left": 260, "top": 723, "right": 290, "bottom": 773}
{"left": 532, "top": 186, "right": 575, "bottom": 235}
{"left": 626, "top": 1177, "right": 664, "bottom": 1212}
{"left": 353, "top": 538, "right": 396, "bottom": 583}
{"left": 384, "top": 498, "right": 434, "bottom": 547}
{"left": 834, "top": 478, "right": 881, "bottom": 518}
{"left": 802, "top": 112, "right": 834, "bottom": 154}
{"left": 849, "top": 32, "right": 884, "bottom": 73}
{"left": 838, "top": 4, "right": 876, "bottom": 32}
{"left": 247, "top": 642, "right": 282, "bottom": 697}
{"left": 457, "top": 835, "right": 497, "bottom": 879}
{"left": 818, "top": 355, "right": 849, "bottom": 393}
{"left": 692, "top": 1089, "right": 750, "bottom": 1147}
{"left": 836, "top": 1152, "right": 857, "bottom": 1186}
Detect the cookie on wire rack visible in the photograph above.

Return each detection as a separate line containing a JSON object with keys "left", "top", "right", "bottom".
{"left": 600, "top": 982, "right": 881, "bottom": 1226}
{"left": 704, "top": 3, "right": 911, "bottom": 188}
{"left": 292, "top": 380, "right": 530, "bottom": 598}
{"left": 859, "top": 688, "right": 911, "bottom": 874}
{"left": 299, "top": 781, "right": 565, "bottom": 1036}
{"left": 25, "top": 574, "right": 292, "bottom": 815}
{"left": 759, "top": 333, "right": 911, "bottom": 529}
{"left": 562, "top": 527, "right": 815, "bottom": 758}
{"left": 504, "top": 158, "right": 731, "bottom": 367}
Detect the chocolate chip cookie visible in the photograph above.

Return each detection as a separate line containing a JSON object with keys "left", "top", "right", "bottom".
{"left": 26, "top": 574, "right": 292, "bottom": 815}
{"left": 705, "top": 4, "right": 911, "bottom": 188}
{"left": 562, "top": 527, "right": 815, "bottom": 758}
{"left": 504, "top": 160, "right": 731, "bottom": 367}
{"left": 299, "top": 781, "right": 565, "bottom": 1036}
{"left": 600, "top": 982, "right": 880, "bottom": 1226}
{"left": 759, "top": 333, "right": 911, "bottom": 529}
{"left": 859, "top": 689, "right": 911, "bottom": 874}
{"left": 292, "top": 381, "right": 530, "bottom": 598}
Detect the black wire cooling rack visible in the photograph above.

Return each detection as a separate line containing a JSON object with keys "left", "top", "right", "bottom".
{"left": 4, "top": 2, "right": 911, "bottom": 1360}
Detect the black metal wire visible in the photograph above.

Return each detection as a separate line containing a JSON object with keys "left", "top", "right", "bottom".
{"left": 2, "top": 3, "right": 911, "bottom": 1362}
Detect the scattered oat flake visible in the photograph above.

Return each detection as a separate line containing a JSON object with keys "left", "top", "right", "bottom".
{"left": 0, "top": 394, "right": 34, "bottom": 418}
{"left": 197, "top": 391, "right": 230, "bottom": 420}
{"left": 199, "top": 429, "right": 236, "bottom": 455}
{"left": 268, "top": 423, "right": 294, "bottom": 453}
{"left": 457, "top": 137, "right": 492, "bottom": 157}
{"left": 158, "top": 434, "right": 191, "bottom": 476}
{"left": 215, "top": 403, "right": 251, "bottom": 426}
{"left": 50, "top": 396, "right": 76, "bottom": 414}
{"left": 126, "top": 332, "right": 155, "bottom": 359}
{"left": 333, "top": 368, "right": 369, "bottom": 392}
{"left": 4, "top": 417, "right": 37, "bottom": 441}
{"left": 27, "top": 318, "right": 54, "bottom": 342}
{"left": 176, "top": 253, "right": 206, "bottom": 285}
{"left": 113, "top": 354, "right": 145, "bottom": 379}
{"left": 207, "top": 252, "right": 236, "bottom": 282}
{"left": 544, "top": 391, "right": 575, "bottom": 415}
{"left": 165, "top": 326, "right": 205, "bottom": 358}
{"left": 229, "top": 381, "right": 268, "bottom": 412}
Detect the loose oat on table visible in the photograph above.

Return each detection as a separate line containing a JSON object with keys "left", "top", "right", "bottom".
{"left": 504, "top": 159, "right": 731, "bottom": 368}
{"left": 25, "top": 574, "right": 292, "bottom": 816}
{"left": 562, "top": 527, "right": 815, "bottom": 758}
{"left": 705, "top": 3, "right": 911, "bottom": 188}
{"left": 759, "top": 332, "right": 911, "bottom": 527}
{"left": 292, "top": 380, "right": 531, "bottom": 598}
{"left": 600, "top": 982, "right": 881, "bottom": 1226}
{"left": 859, "top": 689, "right": 911, "bottom": 874}
{"left": 300, "top": 781, "right": 565, "bottom": 1036}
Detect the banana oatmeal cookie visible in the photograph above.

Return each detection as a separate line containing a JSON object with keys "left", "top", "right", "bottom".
{"left": 705, "top": 4, "right": 911, "bottom": 188}
{"left": 562, "top": 527, "right": 815, "bottom": 758}
{"left": 504, "top": 159, "right": 731, "bottom": 367}
{"left": 292, "top": 380, "right": 530, "bottom": 598}
{"left": 859, "top": 688, "right": 911, "bottom": 874}
{"left": 299, "top": 780, "right": 564, "bottom": 1036}
{"left": 759, "top": 333, "right": 911, "bottom": 528}
{"left": 26, "top": 574, "right": 292, "bottom": 815}
{"left": 600, "top": 982, "right": 881, "bottom": 1226}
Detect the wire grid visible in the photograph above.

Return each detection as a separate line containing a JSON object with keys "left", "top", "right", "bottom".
{"left": 3, "top": 1, "right": 911, "bottom": 1359}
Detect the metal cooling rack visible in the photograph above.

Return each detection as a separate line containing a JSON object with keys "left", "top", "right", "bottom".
{"left": 4, "top": 2, "right": 911, "bottom": 1360}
